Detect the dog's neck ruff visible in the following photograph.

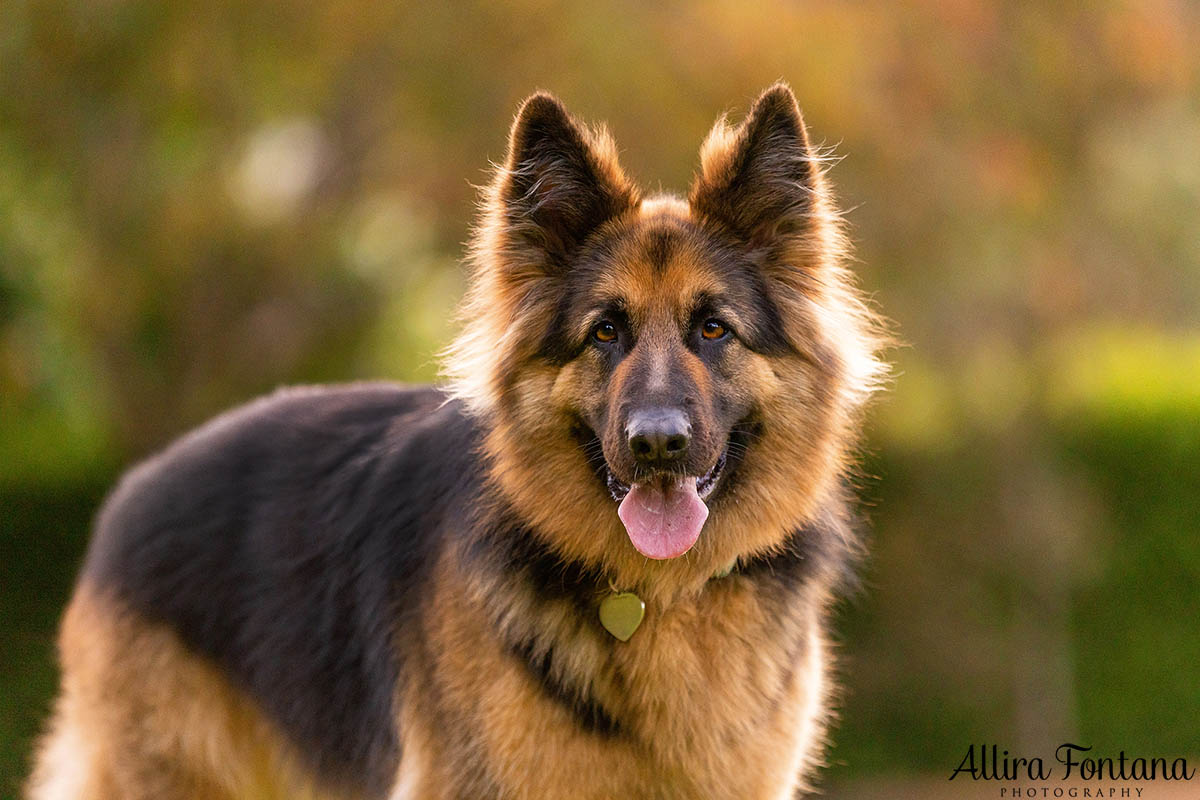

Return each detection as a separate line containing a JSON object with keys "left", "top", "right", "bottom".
{"left": 599, "top": 559, "right": 739, "bottom": 641}
{"left": 469, "top": 503, "right": 836, "bottom": 645}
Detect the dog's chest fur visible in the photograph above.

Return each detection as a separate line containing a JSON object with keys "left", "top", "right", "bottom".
{"left": 396, "top": 528, "right": 835, "bottom": 800}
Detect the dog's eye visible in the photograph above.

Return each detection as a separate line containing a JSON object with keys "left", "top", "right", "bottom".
{"left": 700, "top": 319, "right": 729, "bottom": 340}
{"left": 592, "top": 321, "right": 618, "bottom": 343}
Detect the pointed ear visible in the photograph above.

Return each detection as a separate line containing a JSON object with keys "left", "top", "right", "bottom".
{"left": 496, "top": 93, "right": 638, "bottom": 262}
{"left": 689, "top": 83, "right": 821, "bottom": 246}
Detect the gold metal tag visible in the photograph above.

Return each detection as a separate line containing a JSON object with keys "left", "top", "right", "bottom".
{"left": 599, "top": 592, "right": 645, "bottom": 642}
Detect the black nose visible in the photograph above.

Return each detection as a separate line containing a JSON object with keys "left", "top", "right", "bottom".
{"left": 627, "top": 408, "right": 691, "bottom": 467}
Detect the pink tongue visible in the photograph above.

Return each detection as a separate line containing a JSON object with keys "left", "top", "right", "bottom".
{"left": 617, "top": 477, "right": 709, "bottom": 559}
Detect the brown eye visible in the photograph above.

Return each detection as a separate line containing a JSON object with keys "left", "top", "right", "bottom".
{"left": 593, "top": 321, "right": 618, "bottom": 343}
{"left": 701, "top": 319, "right": 728, "bottom": 340}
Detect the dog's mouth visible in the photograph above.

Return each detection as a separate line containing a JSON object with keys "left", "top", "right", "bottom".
{"left": 604, "top": 451, "right": 727, "bottom": 504}
{"left": 606, "top": 453, "right": 728, "bottom": 560}
{"left": 576, "top": 424, "right": 753, "bottom": 560}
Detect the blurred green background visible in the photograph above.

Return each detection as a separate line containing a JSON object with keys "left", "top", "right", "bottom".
{"left": 2, "top": 1, "right": 1198, "bottom": 797}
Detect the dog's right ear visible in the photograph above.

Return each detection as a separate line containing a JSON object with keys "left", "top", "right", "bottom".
{"left": 494, "top": 93, "right": 639, "bottom": 266}
{"left": 689, "top": 83, "right": 822, "bottom": 251}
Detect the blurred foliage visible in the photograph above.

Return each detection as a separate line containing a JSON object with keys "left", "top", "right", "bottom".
{"left": 2, "top": 0, "right": 1199, "bottom": 795}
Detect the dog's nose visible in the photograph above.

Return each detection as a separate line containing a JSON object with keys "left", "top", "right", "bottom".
{"left": 627, "top": 408, "right": 691, "bottom": 467}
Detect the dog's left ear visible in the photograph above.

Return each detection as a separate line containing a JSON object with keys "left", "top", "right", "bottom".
{"left": 689, "top": 83, "right": 821, "bottom": 248}
{"left": 496, "top": 93, "right": 639, "bottom": 265}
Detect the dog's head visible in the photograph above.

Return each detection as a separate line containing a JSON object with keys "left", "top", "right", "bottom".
{"left": 445, "top": 85, "right": 886, "bottom": 588}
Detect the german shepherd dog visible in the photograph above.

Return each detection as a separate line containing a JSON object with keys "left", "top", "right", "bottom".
{"left": 27, "top": 84, "right": 886, "bottom": 799}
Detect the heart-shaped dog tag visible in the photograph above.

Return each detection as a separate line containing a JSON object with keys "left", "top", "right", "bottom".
{"left": 599, "top": 592, "right": 645, "bottom": 642}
